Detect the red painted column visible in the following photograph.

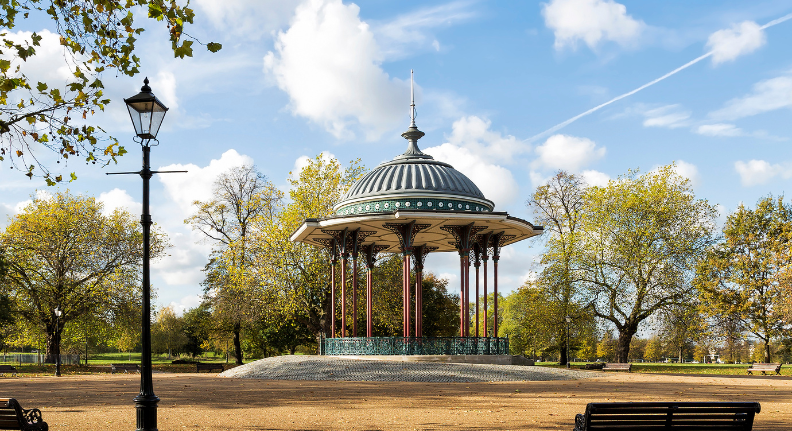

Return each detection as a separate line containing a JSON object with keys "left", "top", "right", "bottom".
{"left": 415, "top": 269, "right": 423, "bottom": 337}
{"left": 493, "top": 258, "right": 499, "bottom": 338}
{"left": 464, "top": 255, "right": 470, "bottom": 337}
{"left": 475, "top": 261, "right": 480, "bottom": 337}
{"left": 341, "top": 258, "right": 347, "bottom": 337}
{"left": 331, "top": 259, "right": 336, "bottom": 338}
{"left": 352, "top": 257, "right": 358, "bottom": 337}
{"left": 366, "top": 268, "right": 373, "bottom": 337}
{"left": 403, "top": 254, "right": 411, "bottom": 337}
{"left": 459, "top": 254, "right": 465, "bottom": 337}
{"left": 483, "top": 258, "right": 488, "bottom": 337}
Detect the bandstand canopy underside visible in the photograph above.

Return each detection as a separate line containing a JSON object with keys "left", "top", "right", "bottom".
{"left": 290, "top": 209, "right": 543, "bottom": 253}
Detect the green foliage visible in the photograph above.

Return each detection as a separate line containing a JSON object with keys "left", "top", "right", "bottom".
{"left": 1, "top": 190, "right": 166, "bottom": 359}
{"left": 151, "top": 306, "right": 187, "bottom": 357}
{"left": 695, "top": 195, "right": 792, "bottom": 363}
{"left": 576, "top": 164, "right": 718, "bottom": 362}
{"left": 0, "top": 0, "right": 221, "bottom": 183}
{"left": 182, "top": 302, "right": 212, "bottom": 358}
{"left": 644, "top": 337, "right": 664, "bottom": 362}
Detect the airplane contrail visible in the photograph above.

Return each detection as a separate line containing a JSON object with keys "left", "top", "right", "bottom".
{"left": 526, "top": 12, "right": 792, "bottom": 143}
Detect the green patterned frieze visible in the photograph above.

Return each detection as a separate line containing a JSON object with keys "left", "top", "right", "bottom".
{"left": 336, "top": 197, "right": 493, "bottom": 216}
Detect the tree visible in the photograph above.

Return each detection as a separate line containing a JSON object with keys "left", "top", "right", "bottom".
{"left": 696, "top": 196, "right": 792, "bottom": 362}
{"left": 576, "top": 165, "right": 717, "bottom": 362}
{"left": 661, "top": 303, "right": 705, "bottom": 363}
{"left": 250, "top": 155, "right": 365, "bottom": 339}
{"left": 597, "top": 331, "right": 615, "bottom": 361}
{"left": 1, "top": 191, "right": 165, "bottom": 363}
{"left": 182, "top": 303, "right": 212, "bottom": 358}
{"left": 0, "top": 0, "right": 221, "bottom": 184}
{"left": 529, "top": 171, "right": 586, "bottom": 365}
{"left": 187, "top": 163, "right": 281, "bottom": 365}
{"left": 644, "top": 337, "right": 664, "bottom": 362}
{"left": 151, "top": 306, "right": 186, "bottom": 358}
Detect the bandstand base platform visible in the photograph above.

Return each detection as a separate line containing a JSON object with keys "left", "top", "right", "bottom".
{"left": 336, "top": 355, "right": 534, "bottom": 366}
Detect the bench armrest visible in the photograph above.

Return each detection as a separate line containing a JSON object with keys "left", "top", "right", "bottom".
{"left": 573, "top": 413, "right": 586, "bottom": 431}
{"left": 23, "top": 407, "right": 44, "bottom": 424}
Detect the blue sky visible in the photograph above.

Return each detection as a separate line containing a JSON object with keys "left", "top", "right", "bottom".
{"left": 2, "top": 0, "right": 792, "bottom": 313}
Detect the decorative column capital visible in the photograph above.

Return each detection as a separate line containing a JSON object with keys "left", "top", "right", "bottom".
{"left": 383, "top": 220, "right": 430, "bottom": 255}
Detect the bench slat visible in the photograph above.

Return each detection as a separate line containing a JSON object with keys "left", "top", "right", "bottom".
{"left": 577, "top": 402, "right": 760, "bottom": 431}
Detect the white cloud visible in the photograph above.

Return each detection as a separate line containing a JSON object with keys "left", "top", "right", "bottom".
{"left": 423, "top": 143, "right": 519, "bottom": 209}
{"left": 581, "top": 170, "right": 610, "bottom": 187}
{"left": 167, "top": 294, "right": 204, "bottom": 316}
{"left": 372, "top": 1, "right": 476, "bottom": 59}
{"left": 671, "top": 160, "right": 700, "bottom": 188}
{"left": 195, "top": 0, "right": 301, "bottom": 40}
{"left": 641, "top": 104, "right": 690, "bottom": 128}
{"left": 533, "top": 134, "right": 606, "bottom": 172}
{"left": 709, "top": 75, "right": 792, "bottom": 121}
{"left": 734, "top": 160, "right": 791, "bottom": 186}
{"left": 158, "top": 149, "right": 253, "bottom": 214}
{"left": 542, "top": 0, "right": 645, "bottom": 51}
{"left": 98, "top": 188, "right": 141, "bottom": 216}
{"left": 706, "top": 21, "right": 766, "bottom": 66}
{"left": 695, "top": 123, "right": 744, "bottom": 137}
{"left": 445, "top": 116, "right": 528, "bottom": 164}
{"left": 152, "top": 149, "right": 255, "bottom": 287}
{"left": 263, "top": 0, "right": 406, "bottom": 140}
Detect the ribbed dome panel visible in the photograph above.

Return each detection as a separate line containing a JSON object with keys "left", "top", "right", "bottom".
{"left": 338, "top": 159, "right": 488, "bottom": 207}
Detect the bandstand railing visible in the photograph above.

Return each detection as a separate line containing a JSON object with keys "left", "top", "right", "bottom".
{"left": 320, "top": 336, "right": 509, "bottom": 356}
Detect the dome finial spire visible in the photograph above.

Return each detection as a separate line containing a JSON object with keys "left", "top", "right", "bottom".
{"left": 410, "top": 69, "right": 416, "bottom": 128}
{"left": 397, "top": 69, "right": 431, "bottom": 160}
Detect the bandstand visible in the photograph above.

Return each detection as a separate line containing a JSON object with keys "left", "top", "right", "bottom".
{"left": 290, "top": 76, "right": 543, "bottom": 356}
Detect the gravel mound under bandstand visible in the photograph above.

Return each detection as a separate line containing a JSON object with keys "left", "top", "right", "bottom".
{"left": 220, "top": 356, "right": 596, "bottom": 383}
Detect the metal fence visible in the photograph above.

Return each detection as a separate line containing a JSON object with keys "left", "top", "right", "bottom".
{"left": 1, "top": 353, "right": 81, "bottom": 365}
{"left": 320, "top": 337, "right": 509, "bottom": 356}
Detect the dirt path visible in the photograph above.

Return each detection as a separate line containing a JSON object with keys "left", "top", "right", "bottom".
{"left": 3, "top": 372, "right": 791, "bottom": 430}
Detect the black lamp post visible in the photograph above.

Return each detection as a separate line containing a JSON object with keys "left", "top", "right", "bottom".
{"left": 565, "top": 315, "right": 572, "bottom": 369}
{"left": 120, "top": 77, "right": 169, "bottom": 431}
{"left": 54, "top": 307, "right": 62, "bottom": 377}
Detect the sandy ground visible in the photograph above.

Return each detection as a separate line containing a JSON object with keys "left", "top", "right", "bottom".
{"left": 2, "top": 371, "right": 791, "bottom": 430}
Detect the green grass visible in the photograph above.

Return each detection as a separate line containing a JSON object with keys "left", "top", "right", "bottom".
{"left": 536, "top": 362, "right": 792, "bottom": 376}
{"left": 0, "top": 351, "right": 238, "bottom": 375}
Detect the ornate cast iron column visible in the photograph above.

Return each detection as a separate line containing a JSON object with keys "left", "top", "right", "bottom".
{"left": 472, "top": 242, "right": 482, "bottom": 337}
{"left": 489, "top": 232, "right": 514, "bottom": 338}
{"left": 384, "top": 221, "right": 430, "bottom": 337}
{"left": 323, "top": 228, "right": 350, "bottom": 337}
{"left": 442, "top": 223, "right": 486, "bottom": 337}
{"left": 361, "top": 244, "right": 388, "bottom": 337}
{"left": 411, "top": 245, "right": 436, "bottom": 338}
{"left": 476, "top": 233, "right": 491, "bottom": 336}
{"left": 349, "top": 229, "right": 361, "bottom": 337}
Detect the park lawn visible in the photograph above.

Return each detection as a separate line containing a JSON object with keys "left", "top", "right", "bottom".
{"left": 537, "top": 362, "right": 792, "bottom": 376}
{"left": 0, "top": 352, "right": 240, "bottom": 376}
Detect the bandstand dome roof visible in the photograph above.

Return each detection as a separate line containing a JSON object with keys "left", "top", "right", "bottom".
{"left": 291, "top": 76, "right": 542, "bottom": 254}
{"left": 332, "top": 124, "right": 495, "bottom": 217}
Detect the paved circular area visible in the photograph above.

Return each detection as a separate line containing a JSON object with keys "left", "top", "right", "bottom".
{"left": 220, "top": 355, "right": 594, "bottom": 382}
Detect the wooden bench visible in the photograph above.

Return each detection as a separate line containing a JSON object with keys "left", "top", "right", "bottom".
{"left": 602, "top": 363, "right": 631, "bottom": 372}
{"left": 0, "top": 366, "right": 18, "bottom": 377}
{"left": 196, "top": 363, "right": 224, "bottom": 373}
{"left": 573, "top": 401, "right": 761, "bottom": 431}
{"left": 110, "top": 363, "right": 139, "bottom": 374}
{"left": 584, "top": 363, "right": 605, "bottom": 370}
{"left": 746, "top": 363, "right": 781, "bottom": 375}
{"left": 0, "top": 398, "right": 48, "bottom": 431}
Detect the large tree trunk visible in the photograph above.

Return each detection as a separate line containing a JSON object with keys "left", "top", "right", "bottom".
{"left": 764, "top": 341, "right": 771, "bottom": 363}
{"left": 615, "top": 325, "right": 637, "bottom": 363}
{"left": 233, "top": 324, "right": 243, "bottom": 365}
{"left": 678, "top": 347, "right": 683, "bottom": 363}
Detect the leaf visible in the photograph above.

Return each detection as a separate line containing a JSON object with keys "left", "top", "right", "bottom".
{"left": 206, "top": 42, "right": 222, "bottom": 53}
{"left": 36, "top": 82, "right": 47, "bottom": 92}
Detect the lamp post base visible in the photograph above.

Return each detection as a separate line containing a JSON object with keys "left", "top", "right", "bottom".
{"left": 134, "top": 394, "right": 160, "bottom": 431}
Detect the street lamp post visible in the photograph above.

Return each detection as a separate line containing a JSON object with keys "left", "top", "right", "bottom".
{"left": 565, "top": 315, "right": 572, "bottom": 369}
{"left": 54, "top": 307, "right": 62, "bottom": 377}
{"left": 109, "top": 77, "right": 184, "bottom": 431}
